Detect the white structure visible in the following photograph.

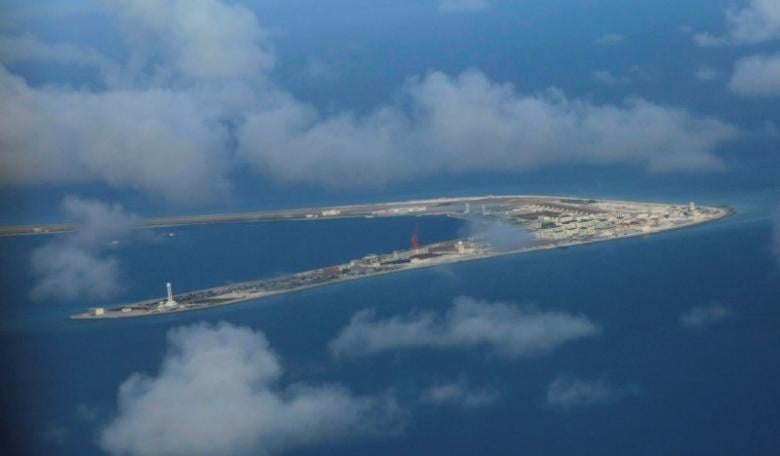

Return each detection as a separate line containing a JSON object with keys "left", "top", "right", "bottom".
{"left": 165, "top": 282, "right": 177, "bottom": 307}
{"left": 89, "top": 307, "right": 105, "bottom": 316}
{"left": 457, "top": 240, "right": 465, "bottom": 254}
{"left": 481, "top": 204, "right": 487, "bottom": 216}
{"left": 464, "top": 202, "right": 471, "bottom": 214}
{"left": 689, "top": 201, "right": 696, "bottom": 213}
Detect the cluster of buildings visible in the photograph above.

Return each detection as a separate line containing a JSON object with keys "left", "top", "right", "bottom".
{"left": 509, "top": 201, "right": 704, "bottom": 241}
{"left": 75, "top": 196, "right": 728, "bottom": 320}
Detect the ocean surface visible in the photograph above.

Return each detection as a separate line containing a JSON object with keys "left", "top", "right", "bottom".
{"left": 1, "top": 198, "right": 779, "bottom": 455}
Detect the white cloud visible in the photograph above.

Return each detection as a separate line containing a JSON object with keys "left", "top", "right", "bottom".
{"left": 0, "top": 66, "right": 233, "bottom": 204}
{"left": 328, "top": 296, "right": 599, "bottom": 359}
{"left": 0, "top": 0, "right": 268, "bottom": 204}
{"left": 679, "top": 303, "right": 734, "bottom": 328}
{"left": 695, "top": 0, "right": 780, "bottom": 46}
{"left": 420, "top": 378, "right": 498, "bottom": 408}
{"left": 0, "top": 0, "right": 741, "bottom": 205}
{"left": 240, "top": 70, "right": 738, "bottom": 188}
{"left": 110, "top": 0, "right": 275, "bottom": 84}
{"left": 30, "top": 196, "right": 140, "bottom": 301}
{"left": 729, "top": 53, "right": 780, "bottom": 96}
{"left": 439, "top": 0, "right": 491, "bottom": 14}
{"left": 595, "top": 33, "right": 625, "bottom": 45}
{"left": 100, "top": 322, "right": 403, "bottom": 456}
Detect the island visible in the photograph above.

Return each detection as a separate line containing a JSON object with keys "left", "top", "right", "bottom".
{"left": 68, "top": 195, "right": 732, "bottom": 319}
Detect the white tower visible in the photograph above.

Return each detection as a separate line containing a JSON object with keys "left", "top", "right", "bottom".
{"left": 688, "top": 201, "right": 696, "bottom": 213}
{"left": 165, "top": 282, "right": 177, "bottom": 307}
{"left": 457, "top": 240, "right": 465, "bottom": 254}
{"left": 464, "top": 202, "right": 471, "bottom": 214}
{"left": 481, "top": 204, "right": 487, "bottom": 216}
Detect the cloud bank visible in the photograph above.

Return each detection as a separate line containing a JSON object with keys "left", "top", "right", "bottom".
{"left": 729, "top": 53, "right": 780, "bottom": 96}
{"left": 679, "top": 303, "right": 734, "bottom": 329}
{"left": 240, "top": 70, "right": 737, "bottom": 188}
{"left": 100, "top": 322, "right": 403, "bottom": 456}
{"left": 0, "top": 0, "right": 740, "bottom": 205}
{"left": 329, "top": 297, "right": 599, "bottom": 359}
{"left": 695, "top": 0, "right": 780, "bottom": 46}
{"left": 30, "top": 196, "right": 140, "bottom": 301}
{"left": 0, "top": 67, "right": 232, "bottom": 204}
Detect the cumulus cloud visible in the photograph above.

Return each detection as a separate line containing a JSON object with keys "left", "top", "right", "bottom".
{"left": 30, "top": 196, "right": 140, "bottom": 301}
{"left": 0, "top": 67, "right": 233, "bottom": 203}
{"left": 595, "top": 33, "right": 625, "bottom": 45}
{"left": 729, "top": 53, "right": 780, "bottom": 96}
{"left": 240, "top": 70, "right": 738, "bottom": 188}
{"left": 328, "top": 296, "right": 599, "bottom": 359}
{"left": 546, "top": 375, "right": 641, "bottom": 411}
{"left": 0, "top": 0, "right": 741, "bottom": 204}
{"left": 695, "top": 0, "right": 780, "bottom": 46}
{"left": 109, "top": 0, "right": 275, "bottom": 84}
{"left": 0, "top": 0, "right": 259, "bottom": 204}
{"left": 679, "top": 303, "right": 734, "bottom": 328}
{"left": 439, "top": 0, "right": 490, "bottom": 14}
{"left": 100, "top": 322, "right": 403, "bottom": 456}
{"left": 420, "top": 377, "right": 498, "bottom": 408}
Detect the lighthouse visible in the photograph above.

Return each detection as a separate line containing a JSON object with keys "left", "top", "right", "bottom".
{"left": 165, "top": 282, "right": 177, "bottom": 307}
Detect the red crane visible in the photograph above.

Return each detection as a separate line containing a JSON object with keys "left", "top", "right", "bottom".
{"left": 411, "top": 225, "right": 420, "bottom": 250}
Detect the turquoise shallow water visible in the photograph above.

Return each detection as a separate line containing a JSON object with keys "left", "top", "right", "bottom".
{"left": 1, "top": 203, "right": 780, "bottom": 455}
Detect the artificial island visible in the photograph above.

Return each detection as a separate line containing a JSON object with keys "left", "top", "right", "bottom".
{"left": 67, "top": 195, "right": 731, "bottom": 319}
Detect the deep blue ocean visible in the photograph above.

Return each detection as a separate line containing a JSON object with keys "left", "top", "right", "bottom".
{"left": 1, "top": 189, "right": 779, "bottom": 455}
